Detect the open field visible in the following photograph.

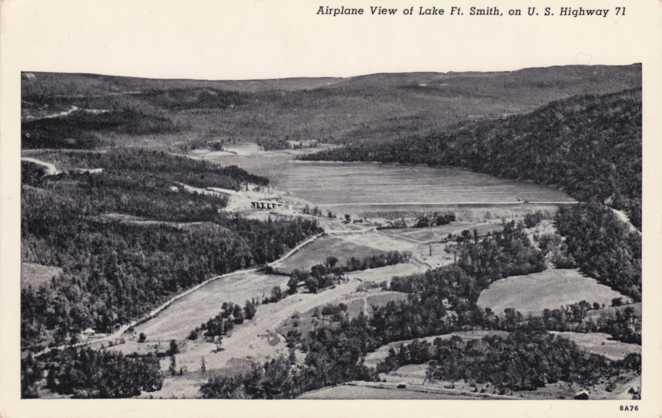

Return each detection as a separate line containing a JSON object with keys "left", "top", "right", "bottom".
{"left": 338, "top": 231, "right": 418, "bottom": 253}
{"left": 133, "top": 272, "right": 289, "bottom": 341}
{"left": 118, "top": 262, "right": 427, "bottom": 398}
{"left": 298, "top": 383, "right": 486, "bottom": 400}
{"left": 271, "top": 235, "right": 387, "bottom": 273}
{"left": 550, "top": 332, "right": 640, "bottom": 361}
{"left": 477, "top": 269, "right": 632, "bottom": 315}
{"left": 21, "top": 263, "right": 63, "bottom": 289}
{"left": 364, "top": 330, "right": 508, "bottom": 368}
{"left": 385, "top": 221, "right": 505, "bottom": 243}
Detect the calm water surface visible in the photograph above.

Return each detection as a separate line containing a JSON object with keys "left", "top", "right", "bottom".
{"left": 209, "top": 150, "right": 574, "bottom": 207}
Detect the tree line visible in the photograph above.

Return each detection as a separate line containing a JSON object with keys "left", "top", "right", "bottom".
{"left": 378, "top": 330, "right": 640, "bottom": 394}
{"left": 281, "top": 251, "right": 412, "bottom": 294}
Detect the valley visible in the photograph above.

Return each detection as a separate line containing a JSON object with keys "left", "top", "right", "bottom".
{"left": 20, "top": 65, "right": 642, "bottom": 400}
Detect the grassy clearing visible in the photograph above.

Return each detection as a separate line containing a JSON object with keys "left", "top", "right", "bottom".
{"left": 21, "top": 263, "right": 63, "bottom": 289}
{"left": 272, "top": 235, "right": 387, "bottom": 273}
{"left": 476, "top": 268, "right": 631, "bottom": 315}
{"left": 298, "top": 383, "right": 481, "bottom": 399}
{"left": 339, "top": 232, "right": 418, "bottom": 253}
{"left": 387, "top": 221, "right": 504, "bottom": 243}
{"left": 134, "top": 272, "right": 290, "bottom": 341}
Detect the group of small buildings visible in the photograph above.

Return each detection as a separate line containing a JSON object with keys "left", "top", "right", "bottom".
{"left": 251, "top": 200, "right": 283, "bottom": 210}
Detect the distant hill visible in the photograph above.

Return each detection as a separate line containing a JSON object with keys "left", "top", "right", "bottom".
{"left": 21, "top": 64, "right": 641, "bottom": 148}
{"left": 304, "top": 89, "right": 642, "bottom": 227}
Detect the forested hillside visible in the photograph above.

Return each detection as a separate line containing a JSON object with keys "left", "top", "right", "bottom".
{"left": 303, "top": 89, "right": 642, "bottom": 227}
{"left": 21, "top": 65, "right": 640, "bottom": 149}
{"left": 21, "top": 149, "right": 320, "bottom": 350}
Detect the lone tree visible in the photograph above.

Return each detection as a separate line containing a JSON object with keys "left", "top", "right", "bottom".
{"left": 243, "top": 300, "right": 257, "bottom": 320}
{"left": 168, "top": 354, "right": 177, "bottom": 376}
{"left": 325, "top": 256, "right": 339, "bottom": 269}
{"left": 168, "top": 339, "right": 179, "bottom": 355}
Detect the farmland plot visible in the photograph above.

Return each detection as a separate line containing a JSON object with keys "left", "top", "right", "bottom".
{"left": 272, "top": 235, "right": 392, "bottom": 274}
{"left": 21, "top": 263, "right": 63, "bottom": 289}
{"left": 477, "top": 269, "right": 632, "bottom": 315}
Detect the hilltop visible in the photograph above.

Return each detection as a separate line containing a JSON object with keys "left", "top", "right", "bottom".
{"left": 21, "top": 64, "right": 640, "bottom": 150}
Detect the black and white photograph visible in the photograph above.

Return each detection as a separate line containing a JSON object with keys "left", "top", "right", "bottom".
{"left": 19, "top": 64, "right": 642, "bottom": 400}
{"left": 2, "top": 1, "right": 660, "bottom": 417}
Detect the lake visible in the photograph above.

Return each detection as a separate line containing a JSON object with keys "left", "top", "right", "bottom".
{"left": 203, "top": 148, "right": 575, "bottom": 209}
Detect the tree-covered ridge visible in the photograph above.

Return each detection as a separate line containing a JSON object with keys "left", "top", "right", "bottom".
{"left": 555, "top": 202, "right": 641, "bottom": 301}
{"left": 25, "top": 148, "right": 268, "bottom": 191}
{"left": 303, "top": 89, "right": 642, "bottom": 227}
{"left": 22, "top": 109, "right": 180, "bottom": 149}
{"left": 20, "top": 150, "right": 321, "bottom": 351}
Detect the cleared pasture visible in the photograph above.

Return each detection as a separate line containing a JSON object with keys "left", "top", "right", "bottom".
{"left": 21, "top": 262, "right": 62, "bottom": 289}
{"left": 134, "top": 271, "right": 290, "bottom": 341}
{"left": 298, "top": 383, "right": 481, "bottom": 400}
{"left": 340, "top": 231, "right": 418, "bottom": 253}
{"left": 386, "top": 221, "right": 504, "bottom": 243}
{"left": 271, "top": 235, "right": 387, "bottom": 273}
{"left": 477, "top": 269, "right": 632, "bottom": 315}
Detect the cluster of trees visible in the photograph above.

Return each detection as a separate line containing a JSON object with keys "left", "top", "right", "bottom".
{"left": 200, "top": 353, "right": 371, "bottom": 399}
{"left": 200, "top": 314, "right": 380, "bottom": 399}
{"left": 188, "top": 300, "right": 258, "bottom": 340}
{"left": 456, "top": 221, "right": 546, "bottom": 288}
{"left": 414, "top": 212, "right": 456, "bottom": 228}
{"left": 21, "top": 151, "right": 321, "bottom": 351}
{"left": 379, "top": 331, "right": 640, "bottom": 393}
{"left": 286, "top": 251, "right": 411, "bottom": 294}
{"left": 556, "top": 202, "right": 641, "bottom": 301}
{"left": 523, "top": 210, "right": 546, "bottom": 228}
{"left": 22, "top": 348, "right": 163, "bottom": 398}
{"left": 256, "top": 137, "right": 291, "bottom": 151}
{"left": 302, "top": 89, "right": 641, "bottom": 228}
{"left": 141, "top": 87, "right": 245, "bottom": 111}
{"left": 535, "top": 232, "right": 577, "bottom": 268}
{"left": 536, "top": 302, "right": 641, "bottom": 344}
